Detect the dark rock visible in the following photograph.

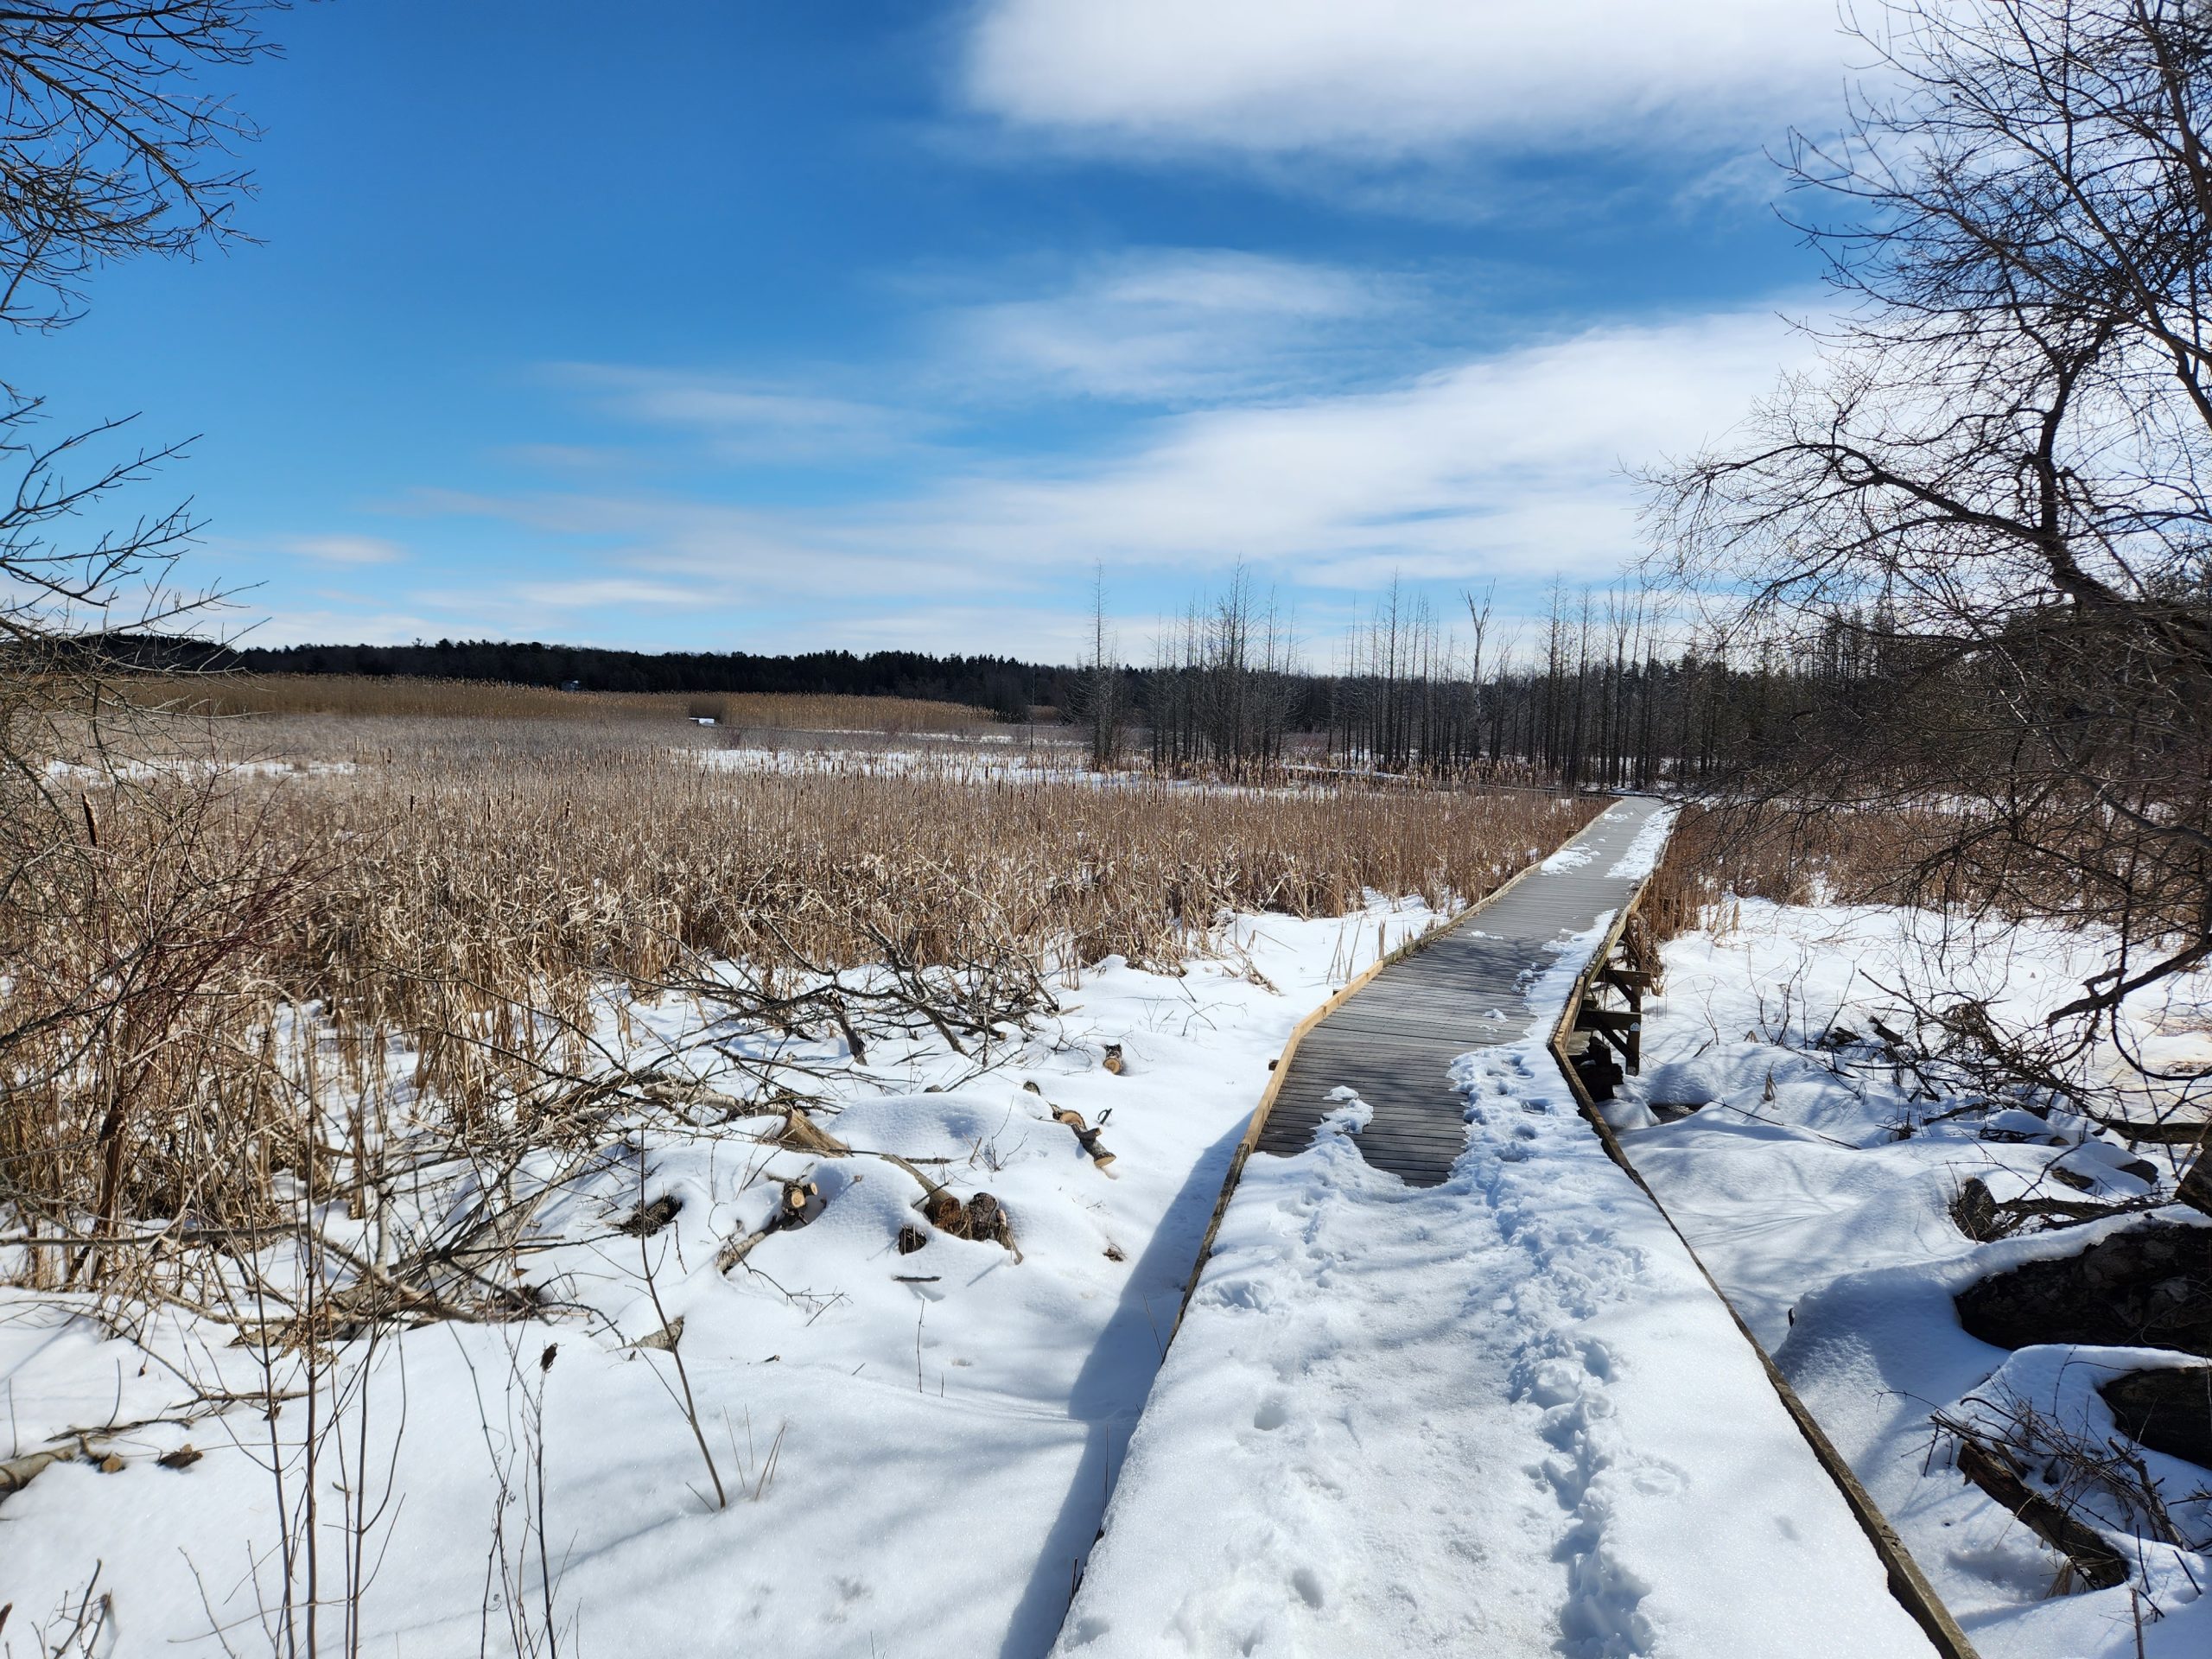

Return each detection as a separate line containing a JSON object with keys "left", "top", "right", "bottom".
{"left": 1955, "top": 1221, "right": 2212, "bottom": 1357}
{"left": 2099, "top": 1366, "right": 2212, "bottom": 1469}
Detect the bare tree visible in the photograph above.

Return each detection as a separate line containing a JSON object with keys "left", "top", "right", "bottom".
{"left": 0, "top": 1, "right": 271, "bottom": 334}
{"left": 1463, "top": 582, "right": 1494, "bottom": 769}
{"left": 0, "top": 3, "right": 284, "bottom": 1262}
{"left": 1644, "top": 0, "right": 2212, "bottom": 1052}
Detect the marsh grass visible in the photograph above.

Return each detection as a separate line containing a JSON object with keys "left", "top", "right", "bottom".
{"left": 2, "top": 714, "right": 1598, "bottom": 1297}
{"left": 127, "top": 673, "right": 995, "bottom": 732}
{"left": 1641, "top": 802, "right": 2065, "bottom": 943}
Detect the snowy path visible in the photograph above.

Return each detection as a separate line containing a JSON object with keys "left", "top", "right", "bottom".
{"left": 1054, "top": 801, "right": 1945, "bottom": 1658}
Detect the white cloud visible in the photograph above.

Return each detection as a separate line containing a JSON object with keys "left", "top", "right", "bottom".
{"left": 946, "top": 248, "right": 1419, "bottom": 402}
{"left": 877, "top": 308, "right": 1810, "bottom": 582}
{"left": 287, "top": 534, "right": 407, "bottom": 565}
{"left": 512, "top": 578, "right": 700, "bottom": 610}
{"left": 963, "top": 0, "right": 1850, "bottom": 159}
{"left": 420, "top": 306, "right": 1812, "bottom": 600}
{"left": 552, "top": 365, "right": 936, "bottom": 462}
{"left": 404, "top": 488, "right": 987, "bottom": 602}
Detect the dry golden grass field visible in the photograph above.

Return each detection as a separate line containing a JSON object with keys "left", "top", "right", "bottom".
{"left": 3, "top": 690, "right": 1599, "bottom": 1283}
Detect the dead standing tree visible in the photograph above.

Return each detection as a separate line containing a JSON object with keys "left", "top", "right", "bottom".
{"left": 1643, "top": 1, "right": 2212, "bottom": 1147}
{"left": 1071, "top": 564, "right": 1126, "bottom": 771}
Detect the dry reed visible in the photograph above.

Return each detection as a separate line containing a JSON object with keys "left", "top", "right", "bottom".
{"left": 129, "top": 674, "right": 994, "bottom": 733}
{"left": 1641, "top": 802, "right": 2021, "bottom": 942}
{"left": 2, "top": 721, "right": 1598, "bottom": 1291}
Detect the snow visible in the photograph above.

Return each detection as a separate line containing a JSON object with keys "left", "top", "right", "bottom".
{"left": 1602, "top": 802, "right": 1673, "bottom": 881}
{"left": 0, "top": 896, "right": 1446, "bottom": 1656}
{"left": 1620, "top": 899, "right": 2212, "bottom": 1659}
{"left": 1540, "top": 840, "right": 1598, "bottom": 873}
{"left": 689, "top": 741, "right": 1445, "bottom": 802}
{"left": 1057, "top": 905, "right": 1936, "bottom": 1656}
{"left": 16, "top": 815, "right": 2203, "bottom": 1657}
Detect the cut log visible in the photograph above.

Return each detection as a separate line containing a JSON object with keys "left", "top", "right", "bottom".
{"left": 779, "top": 1179, "right": 823, "bottom": 1226}
{"left": 0, "top": 1447, "right": 71, "bottom": 1501}
{"left": 1052, "top": 1107, "right": 1117, "bottom": 1169}
{"left": 921, "top": 1189, "right": 963, "bottom": 1233}
{"left": 963, "top": 1192, "right": 1012, "bottom": 1250}
{"left": 717, "top": 1166, "right": 829, "bottom": 1273}
{"left": 772, "top": 1109, "right": 849, "bottom": 1158}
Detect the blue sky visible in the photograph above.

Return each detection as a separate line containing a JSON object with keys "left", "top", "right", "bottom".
{"left": 34, "top": 0, "right": 1859, "bottom": 664}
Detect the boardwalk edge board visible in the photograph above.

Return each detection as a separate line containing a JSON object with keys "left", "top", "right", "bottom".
{"left": 1549, "top": 849, "right": 1986, "bottom": 1659}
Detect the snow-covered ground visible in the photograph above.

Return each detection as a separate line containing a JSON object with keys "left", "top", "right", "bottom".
{"left": 0, "top": 897, "right": 1444, "bottom": 1656}
{"left": 690, "top": 741, "right": 1357, "bottom": 799}
{"left": 1620, "top": 901, "right": 2212, "bottom": 1659}
{"left": 1057, "top": 827, "right": 1938, "bottom": 1659}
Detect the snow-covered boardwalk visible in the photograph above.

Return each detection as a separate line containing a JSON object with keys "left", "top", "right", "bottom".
{"left": 1054, "top": 800, "right": 1946, "bottom": 1659}
{"left": 1255, "top": 797, "right": 1671, "bottom": 1183}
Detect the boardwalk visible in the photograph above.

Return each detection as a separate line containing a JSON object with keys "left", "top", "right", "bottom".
{"left": 1255, "top": 796, "right": 1668, "bottom": 1184}
{"left": 1052, "top": 799, "right": 1944, "bottom": 1659}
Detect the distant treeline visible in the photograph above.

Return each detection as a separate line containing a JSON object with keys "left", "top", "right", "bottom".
{"left": 95, "top": 611, "right": 1959, "bottom": 792}
{"left": 113, "top": 637, "right": 1077, "bottom": 722}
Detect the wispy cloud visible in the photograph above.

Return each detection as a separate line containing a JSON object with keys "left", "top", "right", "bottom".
{"left": 963, "top": 0, "right": 1853, "bottom": 162}
{"left": 285, "top": 534, "right": 408, "bottom": 565}
{"left": 943, "top": 248, "right": 1423, "bottom": 404}
{"left": 550, "top": 365, "right": 940, "bottom": 463}
{"left": 512, "top": 577, "right": 700, "bottom": 610}
{"left": 408, "top": 304, "right": 1811, "bottom": 617}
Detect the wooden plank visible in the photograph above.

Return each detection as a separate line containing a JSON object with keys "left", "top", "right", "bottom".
{"left": 1347, "top": 1136, "right": 1469, "bottom": 1160}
